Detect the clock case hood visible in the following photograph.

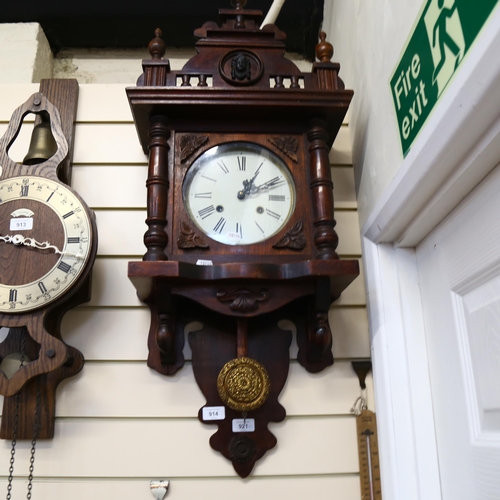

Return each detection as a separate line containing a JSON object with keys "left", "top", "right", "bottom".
{"left": 127, "top": 11, "right": 351, "bottom": 152}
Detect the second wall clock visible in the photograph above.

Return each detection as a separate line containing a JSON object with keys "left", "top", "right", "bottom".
{"left": 0, "top": 81, "right": 98, "bottom": 442}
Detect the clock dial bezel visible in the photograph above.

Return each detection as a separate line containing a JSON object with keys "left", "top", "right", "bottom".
{"left": 182, "top": 141, "right": 297, "bottom": 246}
{"left": 0, "top": 176, "right": 94, "bottom": 313}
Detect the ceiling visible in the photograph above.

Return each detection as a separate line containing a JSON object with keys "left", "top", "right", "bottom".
{"left": 1, "top": 0, "right": 325, "bottom": 60}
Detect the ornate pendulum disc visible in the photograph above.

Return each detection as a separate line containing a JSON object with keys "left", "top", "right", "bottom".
{"left": 217, "top": 357, "right": 270, "bottom": 412}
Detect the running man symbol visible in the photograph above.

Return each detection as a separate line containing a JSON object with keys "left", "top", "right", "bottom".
{"left": 424, "top": 0, "right": 465, "bottom": 95}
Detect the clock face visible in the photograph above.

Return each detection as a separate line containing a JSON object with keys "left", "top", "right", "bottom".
{"left": 0, "top": 176, "right": 93, "bottom": 313}
{"left": 183, "top": 142, "right": 296, "bottom": 245}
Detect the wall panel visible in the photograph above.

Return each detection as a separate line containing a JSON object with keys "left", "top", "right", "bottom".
{"left": 0, "top": 476, "right": 362, "bottom": 500}
{"left": 92, "top": 209, "right": 360, "bottom": 258}
{"left": 72, "top": 165, "right": 355, "bottom": 209}
{"left": 70, "top": 258, "right": 366, "bottom": 308}
{"left": 0, "top": 362, "right": 373, "bottom": 419}
{"left": 0, "top": 417, "right": 358, "bottom": 477}
{"left": 60, "top": 306, "right": 369, "bottom": 361}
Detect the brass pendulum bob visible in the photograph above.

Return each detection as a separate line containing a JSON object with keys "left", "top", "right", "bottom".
{"left": 217, "top": 319, "right": 270, "bottom": 412}
{"left": 22, "top": 117, "right": 58, "bottom": 165}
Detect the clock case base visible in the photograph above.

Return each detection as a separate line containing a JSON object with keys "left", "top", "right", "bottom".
{"left": 129, "top": 259, "right": 359, "bottom": 374}
{"left": 126, "top": 3, "right": 359, "bottom": 477}
{"left": 129, "top": 258, "right": 358, "bottom": 476}
{"left": 0, "top": 285, "right": 88, "bottom": 440}
{"left": 190, "top": 309, "right": 291, "bottom": 479}
{"left": 0, "top": 80, "right": 96, "bottom": 440}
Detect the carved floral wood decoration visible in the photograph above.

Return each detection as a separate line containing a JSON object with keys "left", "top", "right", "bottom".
{"left": 272, "top": 220, "right": 306, "bottom": 250}
{"left": 216, "top": 288, "right": 270, "bottom": 312}
{"left": 179, "top": 134, "right": 209, "bottom": 162}
{"left": 177, "top": 221, "right": 209, "bottom": 249}
{"left": 126, "top": 0, "right": 359, "bottom": 477}
{"left": 268, "top": 136, "right": 298, "bottom": 162}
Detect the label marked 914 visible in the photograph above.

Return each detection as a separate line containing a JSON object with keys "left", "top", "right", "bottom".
{"left": 202, "top": 406, "right": 225, "bottom": 421}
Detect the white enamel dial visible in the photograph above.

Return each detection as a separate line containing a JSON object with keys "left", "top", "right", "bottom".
{"left": 183, "top": 142, "right": 296, "bottom": 245}
{"left": 0, "top": 176, "right": 93, "bottom": 313}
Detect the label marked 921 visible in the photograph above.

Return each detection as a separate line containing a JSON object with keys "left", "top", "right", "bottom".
{"left": 232, "top": 418, "right": 255, "bottom": 433}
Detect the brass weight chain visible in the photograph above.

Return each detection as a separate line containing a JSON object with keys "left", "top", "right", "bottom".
{"left": 6, "top": 392, "right": 20, "bottom": 500}
{"left": 26, "top": 384, "right": 40, "bottom": 500}
{"left": 5, "top": 330, "right": 40, "bottom": 500}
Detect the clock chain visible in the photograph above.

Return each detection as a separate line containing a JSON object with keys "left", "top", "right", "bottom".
{"left": 26, "top": 385, "right": 40, "bottom": 500}
{"left": 6, "top": 331, "right": 25, "bottom": 500}
{"left": 6, "top": 392, "right": 19, "bottom": 500}
{"left": 5, "top": 329, "right": 40, "bottom": 500}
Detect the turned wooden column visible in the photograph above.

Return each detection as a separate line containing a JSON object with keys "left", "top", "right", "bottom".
{"left": 143, "top": 115, "right": 170, "bottom": 261}
{"left": 307, "top": 119, "right": 339, "bottom": 259}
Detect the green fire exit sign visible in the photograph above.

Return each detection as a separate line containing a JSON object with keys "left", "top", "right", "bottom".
{"left": 391, "top": 0, "right": 499, "bottom": 155}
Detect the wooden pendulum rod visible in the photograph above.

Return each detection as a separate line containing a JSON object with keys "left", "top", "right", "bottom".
{"left": 217, "top": 318, "right": 270, "bottom": 413}
{"left": 236, "top": 318, "right": 248, "bottom": 358}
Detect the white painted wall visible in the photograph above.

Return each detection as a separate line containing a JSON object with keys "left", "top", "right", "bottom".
{"left": 0, "top": 24, "right": 52, "bottom": 83}
{"left": 323, "top": 2, "right": 500, "bottom": 500}
{"left": 324, "top": 0, "right": 424, "bottom": 227}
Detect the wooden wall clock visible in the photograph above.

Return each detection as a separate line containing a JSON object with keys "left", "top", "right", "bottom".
{"left": 0, "top": 80, "right": 98, "bottom": 441}
{"left": 127, "top": 0, "right": 359, "bottom": 477}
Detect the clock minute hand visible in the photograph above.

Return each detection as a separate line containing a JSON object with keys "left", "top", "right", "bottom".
{"left": 0, "top": 234, "right": 83, "bottom": 259}
{"left": 252, "top": 176, "right": 285, "bottom": 193}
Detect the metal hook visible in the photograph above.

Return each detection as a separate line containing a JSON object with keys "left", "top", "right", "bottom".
{"left": 351, "top": 360, "right": 372, "bottom": 390}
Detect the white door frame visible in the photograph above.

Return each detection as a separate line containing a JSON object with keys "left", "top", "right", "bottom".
{"left": 362, "top": 10, "right": 500, "bottom": 500}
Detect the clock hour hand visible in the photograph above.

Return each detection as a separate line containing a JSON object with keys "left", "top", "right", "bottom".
{"left": 0, "top": 234, "right": 83, "bottom": 259}
{"left": 237, "top": 163, "right": 263, "bottom": 200}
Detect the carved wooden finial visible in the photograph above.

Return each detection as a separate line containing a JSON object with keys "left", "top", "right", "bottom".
{"left": 315, "top": 32, "right": 334, "bottom": 63}
{"left": 231, "top": 0, "right": 247, "bottom": 9}
{"left": 149, "top": 28, "right": 166, "bottom": 60}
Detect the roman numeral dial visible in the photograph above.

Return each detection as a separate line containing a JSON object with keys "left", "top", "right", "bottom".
{"left": 183, "top": 142, "right": 296, "bottom": 245}
{"left": 0, "top": 176, "right": 94, "bottom": 313}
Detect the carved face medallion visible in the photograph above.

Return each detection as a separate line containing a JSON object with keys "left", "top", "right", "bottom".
{"left": 219, "top": 50, "right": 264, "bottom": 86}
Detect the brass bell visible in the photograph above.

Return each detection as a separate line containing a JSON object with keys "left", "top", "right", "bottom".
{"left": 22, "top": 117, "right": 58, "bottom": 165}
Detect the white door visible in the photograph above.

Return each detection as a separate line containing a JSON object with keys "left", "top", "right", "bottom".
{"left": 416, "top": 163, "right": 500, "bottom": 499}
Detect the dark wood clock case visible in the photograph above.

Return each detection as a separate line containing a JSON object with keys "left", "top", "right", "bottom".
{"left": 127, "top": 1, "right": 359, "bottom": 477}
